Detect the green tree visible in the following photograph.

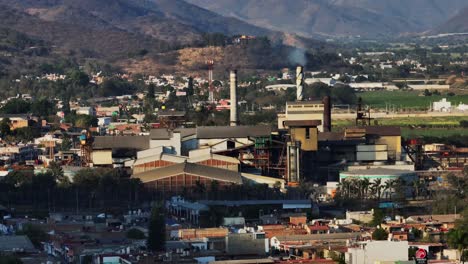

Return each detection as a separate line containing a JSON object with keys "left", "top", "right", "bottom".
{"left": 370, "top": 179, "right": 383, "bottom": 201}
{"left": 31, "top": 98, "right": 55, "bottom": 117}
{"left": 447, "top": 229, "right": 468, "bottom": 262}
{"left": 127, "top": 228, "right": 146, "bottom": 239}
{"left": 4, "top": 171, "right": 31, "bottom": 187}
{"left": 147, "top": 204, "right": 166, "bottom": 252}
{"left": 68, "top": 70, "right": 90, "bottom": 87}
{"left": 331, "top": 84, "right": 358, "bottom": 105}
{"left": 370, "top": 209, "right": 385, "bottom": 227}
{"left": 372, "top": 228, "right": 388, "bottom": 240}
{"left": 0, "top": 255, "right": 23, "bottom": 264}
{"left": 60, "top": 136, "right": 72, "bottom": 151}
{"left": 0, "top": 118, "right": 11, "bottom": 136}
{"left": 187, "top": 77, "right": 194, "bottom": 96}
{"left": 73, "top": 169, "right": 100, "bottom": 189}
{"left": 0, "top": 99, "right": 31, "bottom": 114}
{"left": 74, "top": 115, "right": 98, "bottom": 128}
{"left": 48, "top": 161, "right": 69, "bottom": 187}
{"left": 98, "top": 77, "right": 136, "bottom": 97}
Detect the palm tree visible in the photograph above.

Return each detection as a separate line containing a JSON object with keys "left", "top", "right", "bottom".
{"left": 412, "top": 180, "right": 422, "bottom": 200}
{"left": 348, "top": 177, "right": 360, "bottom": 199}
{"left": 371, "top": 179, "right": 384, "bottom": 201}
{"left": 383, "top": 179, "right": 396, "bottom": 200}
{"left": 337, "top": 180, "right": 349, "bottom": 199}
{"left": 447, "top": 229, "right": 468, "bottom": 262}
{"left": 360, "top": 178, "right": 371, "bottom": 200}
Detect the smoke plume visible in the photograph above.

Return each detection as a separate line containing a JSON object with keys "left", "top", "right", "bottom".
{"left": 289, "top": 48, "right": 307, "bottom": 66}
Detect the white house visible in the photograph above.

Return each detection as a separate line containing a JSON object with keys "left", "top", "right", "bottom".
{"left": 346, "top": 240, "right": 409, "bottom": 264}
{"left": 98, "top": 117, "right": 111, "bottom": 127}
{"left": 76, "top": 107, "right": 95, "bottom": 116}
{"left": 457, "top": 103, "right": 468, "bottom": 111}
{"left": 432, "top": 98, "right": 451, "bottom": 112}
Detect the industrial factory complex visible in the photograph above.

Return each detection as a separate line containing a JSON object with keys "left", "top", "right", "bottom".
{"left": 76, "top": 66, "right": 466, "bottom": 194}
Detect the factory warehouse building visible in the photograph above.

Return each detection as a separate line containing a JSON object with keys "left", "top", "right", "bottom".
{"left": 132, "top": 162, "right": 243, "bottom": 194}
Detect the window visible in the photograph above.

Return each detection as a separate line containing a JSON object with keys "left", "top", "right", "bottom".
{"left": 305, "top": 128, "right": 310, "bottom": 139}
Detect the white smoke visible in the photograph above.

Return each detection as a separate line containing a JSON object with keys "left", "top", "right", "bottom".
{"left": 289, "top": 48, "right": 307, "bottom": 66}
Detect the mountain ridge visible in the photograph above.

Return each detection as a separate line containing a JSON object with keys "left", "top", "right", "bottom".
{"left": 186, "top": 0, "right": 467, "bottom": 37}
{"left": 433, "top": 6, "right": 468, "bottom": 34}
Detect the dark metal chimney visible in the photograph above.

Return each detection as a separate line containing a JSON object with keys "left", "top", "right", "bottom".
{"left": 323, "top": 96, "right": 331, "bottom": 132}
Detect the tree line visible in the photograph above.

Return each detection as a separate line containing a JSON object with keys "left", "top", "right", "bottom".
{"left": 336, "top": 177, "right": 430, "bottom": 202}
{"left": 0, "top": 165, "right": 145, "bottom": 215}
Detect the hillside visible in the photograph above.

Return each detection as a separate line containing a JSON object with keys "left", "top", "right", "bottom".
{"left": 186, "top": 0, "right": 467, "bottom": 37}
{"left": 433, "top": 6, "right": 468, "bottom": 33}
{"left": 0, "top": 0, "right": 281, "bottom": 61}
{"left": 0, "top": 0, "right": 331, "bottom": 75}
{"left": 0, "top": 0, "right": 273, "bottom": 45}
{"left": 0, "top": 4, "right": 168, "bottom": 60}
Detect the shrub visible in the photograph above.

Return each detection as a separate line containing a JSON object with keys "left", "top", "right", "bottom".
{"left": 126, "top": 228, "right": 145, "bottom": 239}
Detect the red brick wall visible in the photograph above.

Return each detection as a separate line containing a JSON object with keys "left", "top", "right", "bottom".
{"left": 134, "top": 160, "right": 176, "bottom": 174}
{"left": 144, "top": 173, "right": 236, "bottom": 194}
{"left": 196, "top": 159, "right": 238, "bottom": 171}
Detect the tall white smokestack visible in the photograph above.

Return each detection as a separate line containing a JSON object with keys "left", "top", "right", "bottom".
{"left": 296, "top": 66, "right": 304, "bottom": 101}
{"left": 230, "top": 70, "right": 238, "bottom": 126}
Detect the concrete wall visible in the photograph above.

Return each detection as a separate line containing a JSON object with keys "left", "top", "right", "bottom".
{"left": 91, "top": 150, "right": 113, "bottom": 165}
{"left": 346, "top": 210, "right": 374, "bottom": 224}
{"left": 226, "top": 233, "right": 268, "bottom": 255}
{"left": 347, "top": 241, "right": 409, "bottom": 264}
{"left": 150, "top": 132, "right": 181, "bottom": 155}
{"left": 290, "top": 127, "right": 318, "bottom": 151}
{"left": 375, "top": 136, "right": 401, "bottom": 161}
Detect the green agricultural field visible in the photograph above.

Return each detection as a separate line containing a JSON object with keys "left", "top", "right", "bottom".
{"left": 358, "top": 90, "right": 468, "bottom": 110}
{"left": 332, "top": 116, "right": 468, "bottom": 128}
{"left": 402, "top": 128, "right": 468, "bottom": 137}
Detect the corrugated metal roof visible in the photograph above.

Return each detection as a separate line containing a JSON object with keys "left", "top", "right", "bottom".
{"left": 176, "top": 128, "right": 196, "bottom": 138}
{"left": 149, "top": 128, "right": 196, "bottom": 140}
{"left": 133, "top": 153, "right": 187, "bottom": 166}
{"left": 0, "top": 235, "right": 35, "bottom": 252}
{"left": 93, "top": 136, "right": 149, "bottom": 150}
{"left": 149, "top": 129, "right": 172, "bottom": 140}
{"left": 189, "top": 153, "right": 240, "bottom": 164}
{"left": 196, "top": 126, "right": 272, "bottom": 139}
{"left": 133, "top": 162, "right": 242, "bottom": 184}
{"left": 133, "top": 153, "right": 238, "bottom": 167}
